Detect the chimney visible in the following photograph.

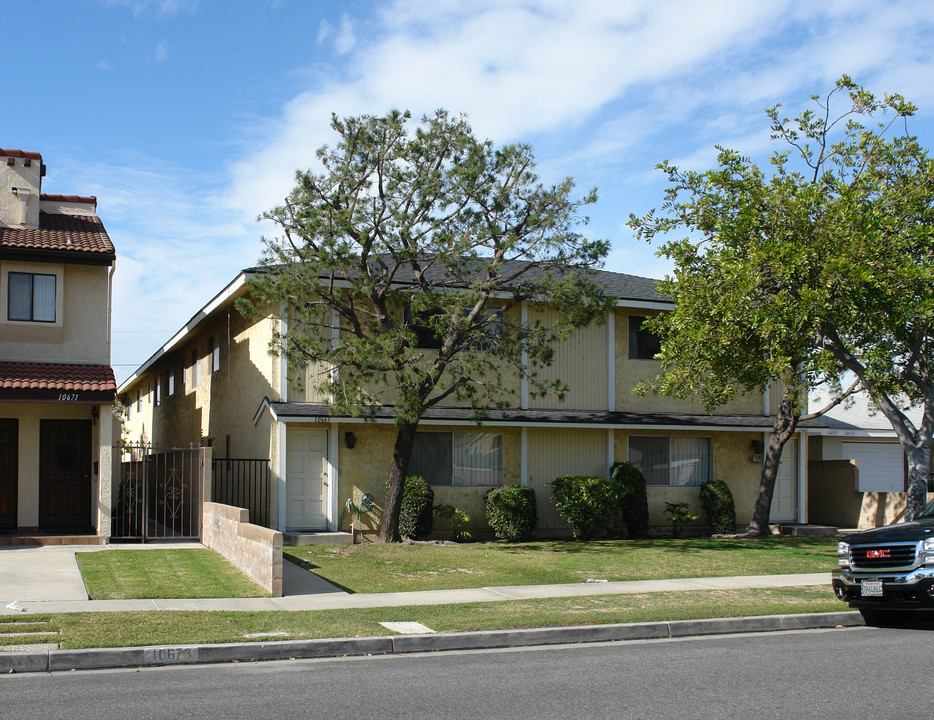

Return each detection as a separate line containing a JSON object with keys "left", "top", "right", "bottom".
{"left": 0, "top": 149, "right": 43, "bottom": 229}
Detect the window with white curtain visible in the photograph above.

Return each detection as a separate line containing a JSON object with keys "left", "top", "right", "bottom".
{"left": 409, "top": 431, "right": 504, "bottom": 486}
{"left": 629, "top": 435, "right": 712, "bottom": 486}
{"left": 8, "top": 271, "right": 56, "bottom": 322}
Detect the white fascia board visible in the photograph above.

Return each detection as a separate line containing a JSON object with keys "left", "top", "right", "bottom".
{"left": 812, "top": 427, "right": 900, "bottom": 438}
{"left": 117, "top": 271, "right": 253, "bottom": 393}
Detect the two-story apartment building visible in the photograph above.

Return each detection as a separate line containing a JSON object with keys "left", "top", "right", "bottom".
{"left": 118, "top": 266, "right": 810, "bottom": 539}
{"left": 0, "top": 149, "right": 117, "bottom": 542}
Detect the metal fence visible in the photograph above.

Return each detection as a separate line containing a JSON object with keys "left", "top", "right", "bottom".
{"left": 112, "top": 443, "right": 203, "bottom": 542}
{"left": 211, "top": 458, "right": 271, "bottom": 529}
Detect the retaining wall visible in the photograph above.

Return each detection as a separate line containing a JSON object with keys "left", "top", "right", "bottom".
{"left": 202, "top": 501, "right": 283, "bottom": 596}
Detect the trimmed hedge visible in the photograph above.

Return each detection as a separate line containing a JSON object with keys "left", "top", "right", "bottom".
{"left": 551, "top": 475, "right": 617, "bottom": 541}
{"left": 399, "top": 475, "right": 434, "bottom": 540}
{"left": 609, "top": 461, "right": 649, "bottom": 538}
{"left": 699, "top": 478, "right": 736, "bottom": 534}
{"left": 485, "top": 486, "right": 538, "bottom": 542}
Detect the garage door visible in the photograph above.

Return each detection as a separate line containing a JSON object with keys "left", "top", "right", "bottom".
{"left": 843, "top": 441, "right": 905, "bottom": 492}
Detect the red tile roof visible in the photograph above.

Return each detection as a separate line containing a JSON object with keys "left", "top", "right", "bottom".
{"left": 0, "top": 148, "right": 42, "bottom": 161}
{"left": 40, "top": 194, "right": 97, "bottom": 206}
{"left": 0, "top": 362, "right": 116, "bottom": 392}
{"left": 0, "top": 212, "right": 115, "bottom": 257}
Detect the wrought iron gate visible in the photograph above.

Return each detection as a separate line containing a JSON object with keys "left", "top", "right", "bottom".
{"left": 112, "top": 443, "right": 203, "bottom": 541}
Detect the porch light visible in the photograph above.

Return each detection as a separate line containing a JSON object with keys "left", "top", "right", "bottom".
{"left": 345, "top": 431, "right": 357, "bottom": 449}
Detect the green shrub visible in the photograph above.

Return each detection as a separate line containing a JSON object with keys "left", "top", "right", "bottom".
{"left": 485, "top": 486, "right": 537, "bottom": 542}
{"left": 434, "top": 503, "right": 471, "bottom": 541}
{"left": 398, "top": 475, "right": 434, "bottom": 540}
{"left": 664, "top": 501, "right": 699, "bottom": 538}
{"left": 699, "top": 479, "right": 736, "bottom": 534}
{"left": 551, "top": 475, "right": 617, "bottom": 541}
{"left": 609, "top": 461, "right": 649, "bottom": 538}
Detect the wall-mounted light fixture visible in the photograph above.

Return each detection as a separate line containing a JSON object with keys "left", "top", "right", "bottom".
{"left": 345, "top": 431, "right": 357, "bottom": 449}
{"left": 91, "top": 405, "right": 100, "bottom": 424}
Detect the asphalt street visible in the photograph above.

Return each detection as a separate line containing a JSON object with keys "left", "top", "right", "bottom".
{"left": 3, "top": 625, "right": 932, "bottom": 720}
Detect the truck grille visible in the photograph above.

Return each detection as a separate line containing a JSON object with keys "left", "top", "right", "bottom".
{"left": 851, "top": 543, "right": 918, "bottom": 571}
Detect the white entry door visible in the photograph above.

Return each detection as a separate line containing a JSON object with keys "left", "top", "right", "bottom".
{"left": 770, "top": 439, "right": 798, "bottom": 523}
{"left": 286, "top": 428, "right": 328, "bottom": 530}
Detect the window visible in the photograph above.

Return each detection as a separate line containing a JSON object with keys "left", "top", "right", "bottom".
{"left": 629, "top": 436, "right": 712, "bottom": 486}
{"left": 154, "top": 378, "right": 161, "bottom": 407}
{"left": 409, "top": 431, "right": 504, "bottom": 486}
{"left": 136, "top": 390, "right": 141, "bottom": 412}
{"left": 167, "top": 368, "right": 175, "bottom": 396}
{"left": 628, "top": 315, "right": 660, "bottom": 360}
{"left": 403, "top": 305, "right": 443, "bottom": 350}
{"left": 210, "top": 338, "right": 220, "bottom": 372}
{"left": 191, "top": 348, "right": 201, "bottom": 388}
{"left": 8, "top": 272, "right": 56, "bottom": 322}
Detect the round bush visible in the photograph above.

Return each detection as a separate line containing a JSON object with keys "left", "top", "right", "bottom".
{"left": 399, "top": 475, "right": 434, "bottom": 540}
{"left": 485, "top": 486, "right": 537, "bottom": 542}
{"left": 551, "top": 475, "right": 617, "bottom": 541}
{"left": 609, "top": 462, "right": 649, "bottom": 538}
{"left": 699, "top": 478, "right": 736, "bottom": 534}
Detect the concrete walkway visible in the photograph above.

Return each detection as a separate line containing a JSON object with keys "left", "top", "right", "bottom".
{"left": 0, "top": 543, "right": 832, "bottom": 616}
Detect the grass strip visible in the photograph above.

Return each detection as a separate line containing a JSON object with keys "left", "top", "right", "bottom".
{"left": 285, "top": 536, "right": 837, "bottom": 594}
{"left": 75, "top": 549, "right": 269, "bottom": 599}
{"left": 6, "top": 586, "right": 847, "bottom": 650}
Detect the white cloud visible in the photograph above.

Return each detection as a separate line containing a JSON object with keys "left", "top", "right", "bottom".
{"left": 155, "top": 41, "right": 169, "bottom": 63}
{"left": 335, "top": 15, "right": 356, "bottom": 55}
{"left": 99, "top": 0, "right": 198, "bottom": 16}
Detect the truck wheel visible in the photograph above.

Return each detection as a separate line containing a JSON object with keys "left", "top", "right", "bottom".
{"left": 859, "top": 608, "right": 914, "bottom": 627}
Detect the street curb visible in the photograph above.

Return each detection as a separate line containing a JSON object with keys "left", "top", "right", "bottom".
{"left": 0, "top": 611, "right": 863, "bottom": 674}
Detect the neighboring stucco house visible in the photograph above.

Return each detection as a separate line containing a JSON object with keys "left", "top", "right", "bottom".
{"left": 118, "top": 266, "right": 812, "bottom": 539}
{"left": 0, "top": 148, "right": 117, "bottom": 542}
{"left": 809, "top": 394, "right": 931, "bottom": 529}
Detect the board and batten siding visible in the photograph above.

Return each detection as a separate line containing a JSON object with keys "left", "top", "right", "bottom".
{"left": 528, "top": 309, "right": 608, "bottom": 411}
{"left": 527, "top": 427, "right": 609, "bottom": 532}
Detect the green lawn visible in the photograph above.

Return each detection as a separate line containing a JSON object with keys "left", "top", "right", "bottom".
{"left": 284, "top": 536, "right": 837, "bottom": 594}
{"left": 3, "top": 586, "right": 842, "bottom": 650}
{"left": 75, "top": 549, "right": 270, "bottom": 599}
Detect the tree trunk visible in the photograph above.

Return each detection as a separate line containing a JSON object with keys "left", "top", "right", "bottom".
{"left": 746, "top": 396, "right": 799, "bottom": 536}
{"left": 905, "top": 441, "right": 931, "bottom": 521}
{"left": 378, "top": 421, "right": 419, "bottom": 543}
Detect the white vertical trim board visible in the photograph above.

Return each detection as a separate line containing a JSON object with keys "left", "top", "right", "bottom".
{"left": 277, "top": 422, "right": 288, "bottom": 532}
{"left": 607, "top": 429, "right": 615, "bottom": 476}
{"left": 279, "top": 301, "right": 289, "bottom": 403}
{"left": 798, "top": 431, "right": 807, "bottom": 523}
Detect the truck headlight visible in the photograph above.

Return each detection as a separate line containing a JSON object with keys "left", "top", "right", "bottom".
{"left": 922, "top": 538, "right": 934, "bottom": 565}
{"left": 837, "top": 541, "right": 850, "bottom": 568}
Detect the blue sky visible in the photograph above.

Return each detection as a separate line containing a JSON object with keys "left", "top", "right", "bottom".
{"left": 7, "top": 1, "right": 934, "bottom": 383}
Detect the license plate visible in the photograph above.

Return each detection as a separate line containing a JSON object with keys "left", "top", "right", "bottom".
{"left": 861, "top": 580, "right": 883, "bottom": 597}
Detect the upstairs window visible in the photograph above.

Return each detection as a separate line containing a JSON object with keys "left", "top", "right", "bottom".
{"left": 8, "top": 272, "right": 56, "bottom": 322}
{"left": 210, "top": 337, "right": 220, "bottom": 372}
{"left": 628, "top": 315, "right": 661, "bottom": 360}
{"left": 191, "top": 348, "right": 201, "bottom": 388}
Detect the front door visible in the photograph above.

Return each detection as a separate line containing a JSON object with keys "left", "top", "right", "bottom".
{"left": 39, "top": 420, "right": 92, "bottom": 532}
{"left": 770, "top": 438, "right": 798, "bottom": 523}
{"left": 286, "top": 428, "right": 328, "bottom": 530}
{"left": 0, "top": 419, "right": 17, "bottom": 531}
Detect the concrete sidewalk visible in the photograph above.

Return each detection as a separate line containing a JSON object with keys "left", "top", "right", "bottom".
{"left": 0, "top": 543, "right": 832, "bottom": 615}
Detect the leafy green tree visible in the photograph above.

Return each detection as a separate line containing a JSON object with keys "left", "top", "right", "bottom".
{"left": 627, "top": 77, "right": 911, "bottom": 534}
{"left": 246, "top": 110, "right": 611, "bottom": 542}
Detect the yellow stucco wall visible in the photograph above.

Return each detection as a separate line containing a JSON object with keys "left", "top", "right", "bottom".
{"left": 615, "top": 310, "right": 762, "bottom": 415}
{"left": 333, "top": 422, "right": 521, "bottom": 537}
{"left": 0, "top": 261, "right": 111, "bottom": 364}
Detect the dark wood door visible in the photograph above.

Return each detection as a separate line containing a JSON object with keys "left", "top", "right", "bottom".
{"left": 0, "top": 419, "right": 17, "bottom": 531}
{"left": 39, "top": 420, "right": 92, "bottom": 532}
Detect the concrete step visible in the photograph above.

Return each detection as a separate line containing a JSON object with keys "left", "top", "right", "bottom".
{"left": 284, "top": 531, "right": 354, "bottom": 546}
{"left": 0, "top": 534, "right": 106, "bottom": 546}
